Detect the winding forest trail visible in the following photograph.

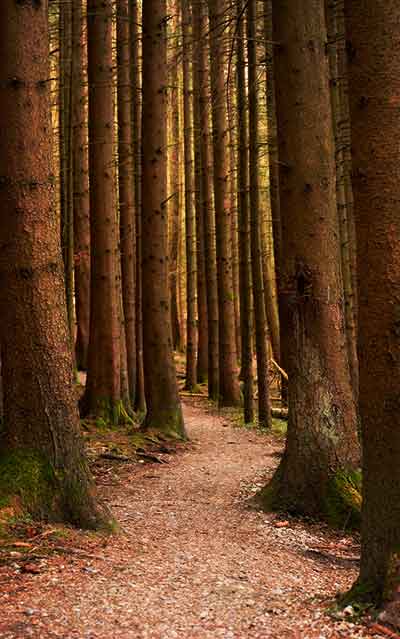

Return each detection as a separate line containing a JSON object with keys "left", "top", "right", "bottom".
{"left": 0, "top": 400, "right": 383, "bottom": 638}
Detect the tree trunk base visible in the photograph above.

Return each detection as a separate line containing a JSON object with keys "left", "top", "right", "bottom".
{"left": 142, "top": 408, "right": 187, "bottom": 441}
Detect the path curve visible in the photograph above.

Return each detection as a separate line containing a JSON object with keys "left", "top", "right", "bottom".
{"left": 0, "top": 400, "right": 379, "bottom": 638}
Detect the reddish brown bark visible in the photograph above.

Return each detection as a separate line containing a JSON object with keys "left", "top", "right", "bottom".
{"left": 236, "top": 1, "right": 254, "bottom": 424}
{"left": 117, "top": 0, "right": 136, "bottom": 405}
{"left": 130, "top": 0, "right": 145, "bottom": 413}
{"left": 72, "top": 0, "right": 90, "bottom": 371}
{"left": 194, "top": 0, "right": 219, "bottom": 400}
{"left": 82, "top": 0, "right": 123, "bottom": 420}
{"left": 208, "top": 0, "right": 240, "bottom": 407}
{"left": 141, "top": 0, "right": 186, "bottom": 438}
{"left": 182, "top": 0, "right": 198, "bottom": 390}
{"left": 346, "top": 0, "right": 400, "bottom": 603}
{"left": 0, "top": 0, "right": 107, "bottom": 528}
{"left": 259, "top": 0, "right": 359, "bottom": 514}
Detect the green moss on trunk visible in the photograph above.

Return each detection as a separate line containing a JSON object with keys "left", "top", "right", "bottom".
{"left": 143, "top": 408, "right": 187, "bottom": 441}
{"left": 0, "top": 450, "right": 56, "bottom": 515}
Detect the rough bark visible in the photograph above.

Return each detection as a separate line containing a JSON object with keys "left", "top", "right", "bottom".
{"left": 194, "top": 0, "right": 219, "bottom": 400}
{"left": 130, "top": 0, "right": 146, "bottom": 413}
{"left": 72, "top": 0, "right": 91, "bottom": 371}
{"left": 182, "top": 0, "right": 198, "bottom": 391}
{"left": 236, "top": 1, "right": 254, "bottom": 424}
{"left": 0, "top": 0, "right": 108, "bottom": 529}
{"left": 117, "top": 0, "right": 136, "bottom": 405}
{"left": 208, "top": 0, "right": 240, "bottom": 407}
{"left": 258, "top": 0, "right": 359, "bottom": 516}
{"left": 345, "top": 0, "right": 400, "bottom": 604}
{"left": 141, "top": 0, "right": 186, "bottom": 438}
{"left": 82, "top": 0, "right": 123, "bottom": 421}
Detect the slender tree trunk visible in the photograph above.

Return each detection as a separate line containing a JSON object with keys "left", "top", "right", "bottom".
{"left": 195, "top": 0, "right": 219, "bottom": 400}
{"left": 258, "top": 0, "right": 359, "bottom": 516}
{"left": 168, "top": 15, "right": 183, "bottom": 353}
{"left": 346, "top": 0, "right": 400, "bottom": 604}
{"left": 192, "top": 0, "right": 208, "bottom": 385}
{"left": 72, "top": 0, "right": 90, "bottom": 371}
{"left": 82, "top": 0, "right": 123, "bottom": 421}
{"left": 141, "top": 0, "right": 186, "bottom": 438}
{"left": 247, "top": 0, "right": 272, "bottom": 428}
{"left": 208, "top": 0, "right": 240, "bottom": 407}
{"left": 0, "top": 0, "right": 108, "bottom": 529}
{"left": 117, "top": 0, "right": 136, "bottom": 405}
{"left": 236, "top": 1, "right": 254, "bottom": 424}
{"left": 59, "top": 0, "right": 75, "bottom": 343}
{"left": 326, "top": 0, "right": 359, "bottom": 399}
{"left": 182, "top": 0, "right": 197, "bottom": 390}
{"left": 130, "top": 0, "right": 145, "bottom": 413}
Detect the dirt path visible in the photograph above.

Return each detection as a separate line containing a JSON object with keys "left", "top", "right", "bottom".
{"left": 0, "top": 400, "right": 383, "bottom": 638}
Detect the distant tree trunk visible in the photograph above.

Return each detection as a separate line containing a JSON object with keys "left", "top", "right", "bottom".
{"left": 59, "top": 0, "right": 75, "bottom": 343}
{"left": 141, "top": 0, "right": 186, "bottom": 438}
{"left": 117, "top": 0, "right": 136, "bottom": 405}
{"left": 82, "top": 0, "right": 123, "bottom": 422}
{"left": 247, "top": 0, "right": 272, "bottom": 428}
{"left": 195, "top": 0, "right": 219, "bottom": 400}
{"left": 326, "top": 0, "right": 359, "bottom": 399}
{"left": 258, "top": 0, "right": 359, "bottom": 516}
{"left": 168, "top": 17, "right": 183, "bottom": 353}
{"left": 0, "top": 0, "right": 108, "bottom": 529}
{"left": 182, "top": 0, "right": 197, "bottom": 390}
{"left": 346, "top": 0, "right": 400, "bottom": 604}
{"left": 208, "top": 0, "right": 240, "bottom": 407}
{"left": 72, "top": 0, "right": 90, "bottom": 371}
{"left": 192, "top": 0, "right": 208, "bottom": 385}
{"left": 130, "top": 0, "right": 145, "bottom": 413}
{"left": 236, "top": 1, "right": 254, "bottom": 424}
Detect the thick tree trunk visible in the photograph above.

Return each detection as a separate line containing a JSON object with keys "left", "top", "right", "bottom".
{"left": 141, "top": 0, "right": 186, "bottom": 438}
{"left": 82, "top": 0, "right": 123, "bottom": 422}
{"left": 117, "top": 0, "right": 136, "bottom": 405}
{"left": 248, "top": 0, "right": 272, "bottom": 428}
{"left": 72, "top": 0, "right": 90, "bottom": 371}
{"left": 192, "top": 0, "right": 208, "bottom": 385}
{"left": 194, "top": 0, "right": 219, "bottom": 400}
{"left": 182, "top": 0, "right": 198, "bottom": 391}
{"left": 130, "top": 0, "right": 146, "bottom": 413}
{"left": 0, "top": 0, "right": 108, "bottom": 529}
{"left": 258, "top": 0, "right": 359, "bottom": 516}
{"left": 236, "top": 1, "right": 254, "bottom": 424}
{"left": 208, "top": 0, "right": 240, "bottom": 407}
{"left": 346, "top": 0, "right": 400, "bottom": 604}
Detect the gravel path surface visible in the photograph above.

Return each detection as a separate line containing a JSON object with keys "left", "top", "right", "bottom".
{"left": 0, "top": 399, "right": 385, "bottom": 638}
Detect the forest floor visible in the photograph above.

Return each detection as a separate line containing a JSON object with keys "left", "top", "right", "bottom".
{"left": 0, "top": 397, "right": 395, "bottom": 639}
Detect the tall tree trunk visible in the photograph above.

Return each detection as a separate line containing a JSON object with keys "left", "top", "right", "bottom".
{"left": 247, "top": 0, "right": 272, "bottom": 428}
{"left": 208, "top": 0, "right": 240, "bottom": 407}
{"left": 72, "top": 0, "right": 91, "bottom": 371}
{"left": 236, "top": 1, "right": 254, "bottom": 424}
{"left": 182, "top": 0, "right": 197, "bottom": 391}
{"left": 192, "top": 0, "right": 208, "bottom": 385}
{"left": 0, "top": 0, "right": 108, "bottom": 529}
{"left": 117, "top": 0, "right": 136, "bottom": 405}
{"left": 59, "top": 0, "right": 75, "bottom": 343}
{"left": 326, "top": 0, "right": 359, "bottom": 399}
{"left": 258, "top": 0, "right": 359, "bottom": 516}
{"left": 82, "top": 0, "right": 123, "bottom": 422}
{"left": 141, "top": 0, "right": 186, "bottom": 438}
{"left": 346, "top": 0, "right": 400, "bottom": 604}
{"left": 130, "top": 0, "right": 146, "bottom": 413}
{"left": 168, "top": 15, "right": 183, "bottom": 353}
{"left": 195, "top": 0, "right": 219, "bottom": 400}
